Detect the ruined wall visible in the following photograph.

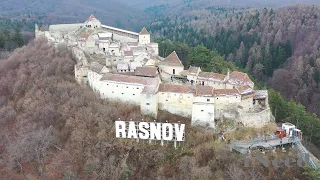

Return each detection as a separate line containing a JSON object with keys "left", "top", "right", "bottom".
{"left": 215, "top": 95, "right": 241, "bottom": 110}
{"left": 237, "top": 108, "right": 273, "bottom": 127}
{"left": 88, "top": 71, "right": 103, "bottom": 92}
{"left": 240, "top": 96, "right": 254, "bottom": 111}
{"left": 75, "top": 65, "right": 89, "bottom": 85}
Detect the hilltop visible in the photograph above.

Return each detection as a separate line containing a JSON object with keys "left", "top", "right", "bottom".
{"left": 0, "top": 38, "right": 306, "bottom": 180}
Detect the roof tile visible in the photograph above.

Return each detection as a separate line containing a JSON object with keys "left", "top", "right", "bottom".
{"left": 229, "top": 71, "right": 254, "bottom": 86}
{"left": 160, "top": 51, "right": 183, "bottom": 67}
{"left": 198, "top": 72, "right": 226, "bottom": 81}
{"left": 135, "top": 67, "right": 157, "bottom": 77}
{"left": 158, "top": 84, "right": 193, "bottom": 94}
{"left": 213, "top": 89, "right": 240, "bottom": 96}
{"left": 139, "top": 27, "right": 150, "bottom": 35}
{"left": 124, "top": 51, "right": 133, "bottom": 57}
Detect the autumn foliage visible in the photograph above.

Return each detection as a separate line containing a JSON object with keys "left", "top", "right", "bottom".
{"left": 0, "top": 39, "right": 307, "bottom": 179}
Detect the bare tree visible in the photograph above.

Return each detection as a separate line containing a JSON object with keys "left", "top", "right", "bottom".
{"left": 227, "top": 163, "right": 245, "bottom": 180}
{"left": 247, "top": 168, "right": 263, "bottom": 180}
{"left": 7, "top": 124, "right": 55, "bottom": 178}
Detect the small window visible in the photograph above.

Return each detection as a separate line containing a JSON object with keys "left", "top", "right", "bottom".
{"left": 146, "top": 103, "right": 150, "bottom": 105}
{"left": 216, "top": 98, "right": 219, "bottom": 100}
{"left": 122, "top": 93, "right": 124, "bottom": 95}
{"left": 137, "top": 88, "right": 139, "bottom": 89}
{"left": 166, "top": 100, "right": 168, "bottom": 101}
{"left": 133, "top": 94, "right": 135, "bottom": 96}
{"left": 107, "top": 84, "right": 109, "bottom": 85}
{"left": 201, "top": 110, "right": 204, "bottom": 112}
{"left": 126, "top": 86, "right": 128, "bottom": 88}
{"left": 174, "top": 94, "right": 176, "bottom": 96}
{"left": 112, "top": 91, "right": 114, "bottom": 93}
{"left": 207, "top": 99, "right": 210, "bottom": 102}
{"left": 162, "top": 93, "right": 164, "bottom": 95}
{"left": 116, "top": 85, "right": 118, "bottom": 87}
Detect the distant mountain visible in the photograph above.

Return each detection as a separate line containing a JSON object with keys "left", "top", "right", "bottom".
{"left": 0, "top": 0, "right": 149, "bottom": 31}
{"left": 120, "top": 0, "right": 320, "bottom": 9}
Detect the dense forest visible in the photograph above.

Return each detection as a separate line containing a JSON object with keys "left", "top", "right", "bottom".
{"left": 0, "top": 15, "right": 44, "bottom": 57}
{"left": 149, "top": 4, "right": 320, "bottom": 118}
{"left": 0, "top": 38, "right": 313, "bottom": 179}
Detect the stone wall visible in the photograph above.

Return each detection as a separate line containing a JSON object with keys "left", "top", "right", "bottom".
{"left": 237, "top": 108, "right": 273, "bottom": 128}
{"left": 140, "top": 93, "right": 158, "bottom": 118}
{"left": 49, "top": 23, "right": 84, "bottom": 32}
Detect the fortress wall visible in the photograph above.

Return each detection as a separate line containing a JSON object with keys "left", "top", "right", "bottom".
{"left": 49, "top": 23, "right": 84, "bottom": 32}
{"left": 158, "top": 103, "right": 192, "bottom": 118}
{"left": 237, "top": 108, "right": 273, "bottom": 128}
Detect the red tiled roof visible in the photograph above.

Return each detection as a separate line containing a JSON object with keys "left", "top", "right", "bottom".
{"left": 195, "top": 86, "right": 213, "bottom": 96}
{"left": 229, "top": 71, "right": 253, "bottom": 86}
{"left": 158, "top": 84, "right": 193, "bottom": 94}
{"left": 212, "top": 89, "right": 240, "bottom": 96}
{"left": 135, "top": 67, "right": 157, "bottom": 77}
{"left": 198, "top": 72, "right": 226, "bottom": 81}
{"left": 160, "top": 51, "right": 183, "bottom": 67}
{"left": 79, "top": 34, "right": 89, "bottom": 41}
{"left": 236, "top": 85, "right": 253, "bottom": 95}
{"left": 188, "top": 66, "right": 201, "bottom": 74}
{"left": 139, "top": 27, "right": 150, "bottom": 35}
{"left": 88, "top": 14, "right": 96, "bottom": 21}
{"left": 124, "top": 51, "right": 133, "bottom": 57}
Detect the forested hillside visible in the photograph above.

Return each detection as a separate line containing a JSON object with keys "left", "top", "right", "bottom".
{"left": 0, "top": 39, "right": 309, "bottom": 179}
{"left": 0, "top": 17, "right": 36, "bottom": 59}
{"left": 149, "top": 4, "right": 320, "bottom": 117}
{"left": 0, "top": 0, "right": 148, "bottom": 31}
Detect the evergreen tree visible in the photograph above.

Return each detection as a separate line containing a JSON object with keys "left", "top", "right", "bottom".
{"left": 12, "top": 27, "right": 24, "bottom": 47}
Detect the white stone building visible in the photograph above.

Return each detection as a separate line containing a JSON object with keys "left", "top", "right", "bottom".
{"left": 159, "top": 51, "right": 184, "bottom": 77}
{"left": 35, "top": 14, "right": 272, "bottom": 129}
{"left": 85, "top": 14, "right": 102, "bottom": 29}
{"left": 138, "top": 27, "right": 151, "bottom": 45}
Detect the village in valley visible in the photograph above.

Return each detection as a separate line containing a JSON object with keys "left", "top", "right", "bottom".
{"left": 35, "top": 15, "right": 273, "bottom": 129}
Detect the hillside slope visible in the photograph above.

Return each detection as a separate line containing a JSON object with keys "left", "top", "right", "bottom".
{"left": 0, "top": 38, "right": 306, "bottom": 180}
{"left": 149, "top": 4, "right": 320, "bottom": 117}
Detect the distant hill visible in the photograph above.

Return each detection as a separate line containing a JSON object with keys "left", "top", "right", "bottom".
{"left": 1, "top": 0, "right": 319, "bottom": 32}
{"left": 0, "top": 0, "right": 149, "bottom": 32}
{"left": 120, "top": 0, "right": 320, "bottom": 9}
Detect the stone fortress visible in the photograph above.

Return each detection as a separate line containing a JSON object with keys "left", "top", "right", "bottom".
{"left": 35, "top": 15, "right": 273, "bottom": 129}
